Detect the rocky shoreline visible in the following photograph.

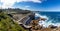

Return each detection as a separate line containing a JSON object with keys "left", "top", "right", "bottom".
{"left": 19, "top": 15, "right": 60, "bottom": 31}
{"left": 29, "top": 17, "right": 60, "bottom": 31}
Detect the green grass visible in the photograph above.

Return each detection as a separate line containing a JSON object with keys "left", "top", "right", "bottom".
{"left": 0, "top": 11, "right": 27, "bottom": 31}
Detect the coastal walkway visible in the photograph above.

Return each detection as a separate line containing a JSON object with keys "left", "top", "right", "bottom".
{"left": 17, "top": 16, "right": 32, "bottom": 28}
{"left": 12, "top": 13, "right": 34, "bottom": 28}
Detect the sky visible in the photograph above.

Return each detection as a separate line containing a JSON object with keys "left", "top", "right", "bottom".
{"left": 0, "top": 0, "right": 60, "bottom": 11}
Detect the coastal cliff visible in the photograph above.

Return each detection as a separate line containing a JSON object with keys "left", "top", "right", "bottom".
{"left": 0, "top": 9, "right": 60, "bottom": 31}
{"left": 0, "top": 9, "right": 35, "bottom": 31}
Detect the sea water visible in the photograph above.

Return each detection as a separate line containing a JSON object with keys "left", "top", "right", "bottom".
{"left": 35, "top": 11, "right": 60, "bottom": 28}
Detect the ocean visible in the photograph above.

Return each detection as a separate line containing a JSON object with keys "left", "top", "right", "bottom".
{"left": 35, "top": 11, "right": 60, "bottom": 27}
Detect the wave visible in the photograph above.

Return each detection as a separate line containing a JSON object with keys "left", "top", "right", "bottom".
{"left": 35, "top": 13, "right": 60, "bottom": 28}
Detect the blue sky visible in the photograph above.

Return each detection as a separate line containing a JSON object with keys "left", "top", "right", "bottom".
{"left": 0, "top": 0, "right": 60, "bottom": 11}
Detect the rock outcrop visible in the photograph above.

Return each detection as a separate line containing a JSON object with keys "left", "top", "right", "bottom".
{"left": 30, "top": 17, "right": 60, "bottom": 31}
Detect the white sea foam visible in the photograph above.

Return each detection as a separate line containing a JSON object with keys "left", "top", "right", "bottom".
{"left": 35, "top": 13, "right": 48, "bottom": 21}
{"left": 35, "top": 13, "right": 60, "bottom": 28}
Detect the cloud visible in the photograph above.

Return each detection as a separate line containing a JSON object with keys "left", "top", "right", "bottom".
{"left": 25, "top": 6, "right": 30, "bottom": 8}
{"left": 0, "top": 0, "right": 43, "bottom": 9}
